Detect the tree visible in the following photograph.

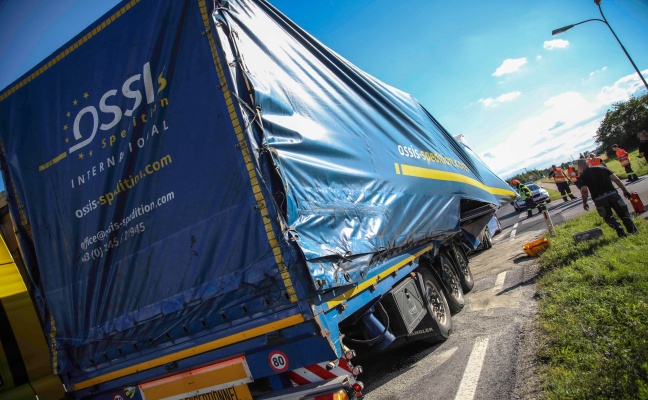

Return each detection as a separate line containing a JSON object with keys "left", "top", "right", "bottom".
{"left": 596, "top": 93, "right": 648, "bottom": 154}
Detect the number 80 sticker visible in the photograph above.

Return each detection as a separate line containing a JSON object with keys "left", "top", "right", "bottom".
{"left": 268, "top": 350, "right": 289, "bottom": 372}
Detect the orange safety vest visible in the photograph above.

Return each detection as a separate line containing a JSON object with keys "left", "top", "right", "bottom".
{"left": 567, "top": 166, "right": 579, "bottom": 183}
{"left": 551, "top": 167, "right": 568, "bottom": 183}
{"left": 615, "top": 148, "right": 630, "bottom": 167}
{"left": 587, "top": 157, "right": 602, "bottom": 167}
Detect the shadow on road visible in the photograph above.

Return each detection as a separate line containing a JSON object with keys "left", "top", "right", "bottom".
{"left": 513, "top": 254, "right": 534, "bottom": 264}
{"left": 546, "top": 200, "right": 582, "bottom": 212}
{"left": 497, "top": 210, "right": 521, "bottom": 220}
{"left": 495, "top": 273, "right": 538, "bottom": 296}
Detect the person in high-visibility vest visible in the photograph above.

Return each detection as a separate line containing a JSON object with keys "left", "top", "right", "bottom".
{"left": 566, "top": 163, "right": 579, "bottom": 185}
{"left": 511, "top": 179, "right": 539, "bottom": 218}
{"left": 587, "top": 153, "right": 607, "bottom": 168}
{"left": 548, "top": 164, "right": 577, "bottom": 202}
{"left": 612, "top": 144, "right": 638, "bottom": 182}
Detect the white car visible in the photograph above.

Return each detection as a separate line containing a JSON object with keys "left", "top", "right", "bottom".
{"left": 472, "top": 214, "right": 502, "bottom": 252}
{"left": 512, "top": 183, "right": 551, "bottom": 212}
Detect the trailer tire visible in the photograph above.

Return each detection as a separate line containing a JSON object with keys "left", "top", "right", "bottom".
{"left": 419, "top": 269, "right": 451, "bottom": 343}
{"left": 435, "top": 253, "right": 465, "bottom": 314}
{"left": 454, "top": 246, "right": 474, "bottom": 293}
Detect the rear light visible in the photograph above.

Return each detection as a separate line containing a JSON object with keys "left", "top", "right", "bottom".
{"left": 313, "top": 389, "right": 349, "bottom": 400}
{"left": 344, "top": 349, "right": 356, "bottom": 360}
{"left": 352, "top": 382, "right": 364, "bottom": 392}
{"left": 351, "top": 365, "right": 363, "bottom": 376}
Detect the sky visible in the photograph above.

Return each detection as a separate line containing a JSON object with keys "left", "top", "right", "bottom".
{"left": 1, "top": 0, "right": 648, "bottom": 180}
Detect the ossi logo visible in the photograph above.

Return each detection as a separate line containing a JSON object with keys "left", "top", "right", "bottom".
{"left": 69, "top": 62, "right": 166, "bottom": 153}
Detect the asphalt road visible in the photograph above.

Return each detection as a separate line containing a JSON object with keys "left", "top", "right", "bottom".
{"left": 358, "top": 177, "right": 648, "bottom": 400}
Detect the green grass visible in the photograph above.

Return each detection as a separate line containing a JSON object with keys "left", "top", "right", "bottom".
{"left": 536, "top": 212, "right": 648, "bottom": 399}
{"left": 544, "top": 187, "right": 564, "bottom": 202}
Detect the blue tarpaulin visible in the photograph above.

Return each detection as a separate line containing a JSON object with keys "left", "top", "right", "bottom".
{"left": 0, "top": 0, "right": 514, "bottom": 379}
{"left": 215, "top": 0, "right": 514, "bottom": 284}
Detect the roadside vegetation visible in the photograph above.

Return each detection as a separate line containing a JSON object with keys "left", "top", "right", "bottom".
{"left": 596, "top": 93, "right": 648, "bottom": 153}
{"left": 535, "top": 212, "right": 648, "bottom": 399}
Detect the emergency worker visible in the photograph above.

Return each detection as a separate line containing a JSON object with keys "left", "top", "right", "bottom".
{"left": 566, "top": 163, "right": 579, "bottom": 185}
{"left": 576, "top": 159, "right": 637, "bottom": 237}
{"left": 612, "top": 144, "right": 638, "bottom": 182}
{"left": 587, "top": 153, "right": 607, "bottom": 168}
{"left": 548, "top": 165, "right": 577, "bottom": 202}
{"left": 512, "top": 180, "right": 539, "bottom": 218}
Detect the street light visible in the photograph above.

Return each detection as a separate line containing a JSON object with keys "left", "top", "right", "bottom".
{"left": 552, "top": 0, "right": 648, "bottom": 92}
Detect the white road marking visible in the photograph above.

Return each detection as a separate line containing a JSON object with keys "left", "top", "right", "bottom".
{"left": 509, "top": 223, "right": 518, "bottom": 241}
{"left": 366, "top": 347, "right": 457, "bottom": 398}
{"left": 493, "top": 271, "right": 507, "bottom": 292}
{"left": 518, "top": 213, "right": 525, "bottom": 219}
{"left": 455, "top": 337, "right": 490, "bottom": 400}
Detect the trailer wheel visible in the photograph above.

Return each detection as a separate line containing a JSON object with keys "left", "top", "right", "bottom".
{"left": 454, "top": 246, "right": 474, "bottom": 293}
{"left": 435, "top": 253, "right": 465, "bottom": 314}
{"left": 419, "top": 269, "right": 451, "bottom": 343}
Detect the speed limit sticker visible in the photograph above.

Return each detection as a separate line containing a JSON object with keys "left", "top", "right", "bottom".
{"left": 268, "top": 350, "right": 289, "bottom": 372}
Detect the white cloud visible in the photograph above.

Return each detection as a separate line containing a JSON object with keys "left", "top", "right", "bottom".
{"left": 589, "top": 66, "right": 608, "bottom": 78}
{"left": 493, "top": 58, "right": 527, "bottom": 77}
{"left": 478, "top": 69, "right": 648, "bottom": 177}
{"left": 544, "top": 39, "right": 570, "bottom": 50}
{"left": 478, "top": 91, "right": 521, "bottom": 107}
{"left": 536, "top": 55, "right": 542, "bottom": 61}
{"left": 595, "top": 71, "right": 645, "bottom": 105}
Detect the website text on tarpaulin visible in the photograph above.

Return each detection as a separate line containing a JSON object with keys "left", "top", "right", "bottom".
{"left": 397, "top": 144, "right": 470, "bottom": 171}
{"left": 80, "top": 191, "right": 175, "bottom": 252}
{"left": 74, "top": 154, "right": 172, "bottom": 219}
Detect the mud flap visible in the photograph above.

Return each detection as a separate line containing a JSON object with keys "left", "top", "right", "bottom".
{"left": 403, "top": 272, "right": 447, "bottom": 342}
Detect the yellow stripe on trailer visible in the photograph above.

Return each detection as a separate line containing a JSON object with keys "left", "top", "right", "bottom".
{"left": 197, "top": 0, "right": 297, "bottom": 303}
{"left": 73, "top": 313, "right": 305, "bottom": 391}
{"left": 0, "top": 0, "right": 141, "bottom": 103}
{"left": 326, "top": 245, "right": 434, "bottom": 310}
{"left": 397, "top": 163, "right": 516, "bottom": 197}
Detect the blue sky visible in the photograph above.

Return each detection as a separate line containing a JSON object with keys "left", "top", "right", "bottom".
{"left": 1, "top": 0, "right": 648, "bottom": 180}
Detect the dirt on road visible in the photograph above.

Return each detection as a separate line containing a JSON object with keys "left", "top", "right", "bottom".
{"left": 468, "top": 229, "right": 546, "bottom": 399}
